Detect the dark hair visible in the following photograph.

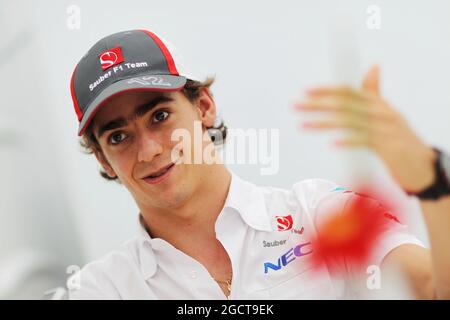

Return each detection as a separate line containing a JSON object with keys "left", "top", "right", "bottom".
{"left": 79, "top": 77, "right": 227, "bottom": 181}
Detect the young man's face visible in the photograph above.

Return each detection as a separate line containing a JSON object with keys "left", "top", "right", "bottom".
{"left": 91, "top": 88, "right": 217, "bottom": 210}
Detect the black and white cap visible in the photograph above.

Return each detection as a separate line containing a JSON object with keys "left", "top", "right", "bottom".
{"left": 70, "top": 29, "right": 199, "bottom": 136}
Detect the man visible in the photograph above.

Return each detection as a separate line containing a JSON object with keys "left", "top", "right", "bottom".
{"left": 297, "top": 65, "right": 450, "bottom": 299}
{"left": 69, "top": 30, "right": 430, "bottom": 299}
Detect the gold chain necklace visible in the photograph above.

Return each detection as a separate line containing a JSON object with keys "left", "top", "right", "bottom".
{"left": 213, "top": 275, "right": 232, "bottom": 298}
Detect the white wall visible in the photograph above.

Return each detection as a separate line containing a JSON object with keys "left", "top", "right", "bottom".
{"left": 2, "top": 0, "right": 450, "bottom": 297}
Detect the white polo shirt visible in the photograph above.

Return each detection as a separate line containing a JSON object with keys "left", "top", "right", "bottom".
{"left": 69, "top": 173, "right": 423, "bottom": 299}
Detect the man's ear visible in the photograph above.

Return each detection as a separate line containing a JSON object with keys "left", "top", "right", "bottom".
{"left": 195, "top": 88, "right": 216, "bottom": 128}
{"left": 93, "top": 149, "right": 117, "bottom": 179}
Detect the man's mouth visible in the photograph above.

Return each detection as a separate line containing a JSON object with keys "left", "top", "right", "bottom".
{"left": 142, "top": 162, "right": 176, "bottom": 185}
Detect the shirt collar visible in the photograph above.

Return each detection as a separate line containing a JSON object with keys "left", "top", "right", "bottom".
{"left": 222, "top": 172, "right": 273, "bottom": 232}
{"left": 136, "top": 172, "right": 273, "bottom": 279}
{"left": 137, "top": 216, "right": 158, "bottom": 280}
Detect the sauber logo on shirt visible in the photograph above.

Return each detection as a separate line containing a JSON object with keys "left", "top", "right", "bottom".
{"left": 99, "top": 47, "right": 124, "bottom": 71}
{"left": 264, "top": 241, "right": 313, "bottom": 274}
{"left": 275, "top": 215, "right": 293, "bottom": 231}
{"left": 263, "top": 239, "right": 287, "bottom": 248}
{"left": 291, "top": 226, "right": 304, "bottom": 235}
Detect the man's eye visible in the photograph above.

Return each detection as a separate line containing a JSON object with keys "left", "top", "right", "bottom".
{"left": 108, "top": 132, "right": 127, "bottom": 145}
{"left": 153, "top": 110, "right": 170, "bottom": 123}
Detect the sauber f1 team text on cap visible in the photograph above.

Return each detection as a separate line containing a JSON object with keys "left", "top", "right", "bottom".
{"left": 70, "top": 29, "right": 199, "bottom": 136}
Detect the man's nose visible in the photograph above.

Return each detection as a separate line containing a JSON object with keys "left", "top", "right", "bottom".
{"left": 137, "top": 131, "right": 163, "bottom": 163}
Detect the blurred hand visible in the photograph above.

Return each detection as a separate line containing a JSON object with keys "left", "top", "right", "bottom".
{"left": 295, "top": 65, "right": 436, "bottom": 193}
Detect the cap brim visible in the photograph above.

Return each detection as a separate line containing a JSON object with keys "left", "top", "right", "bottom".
{"left": 78, "top": 74, "right": 187, "bottom": 136}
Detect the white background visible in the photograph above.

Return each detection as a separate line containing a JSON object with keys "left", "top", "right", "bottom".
{"left": 1, "top": 0, "right": 449, "bottom": 297}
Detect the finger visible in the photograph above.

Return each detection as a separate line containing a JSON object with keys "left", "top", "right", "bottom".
{"left": 334, "top": 136, "right": 370, "bottom": 148}
{"left": 294, "top": 98, "right": 385, "bottom": 119}
{"left": 306, "top": 85, "right": 371, "bottom": 101}
{"left": 301, "top": 116, "right": 370, "bottom": 131}
{"left": 301, "top": 119, "right": 372, "bottom": 147}
{"left": 294, "top": 99, "right": 343, "bottom": 112}
{"left": 362, "top": 65, "right": 380, "bottom": 97}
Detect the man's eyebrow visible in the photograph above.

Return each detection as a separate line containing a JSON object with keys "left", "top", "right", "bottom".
{"left": 135, "top": 94, "right": 173, "bottom": 118}
{"left": 96, "top": 94, "right": 174, "bottom": 139}
{"left": 97, "top": 118, "right": 127, "bottom": 140}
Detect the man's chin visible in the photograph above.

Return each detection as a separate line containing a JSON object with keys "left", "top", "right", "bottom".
{"left": 137, "top": 163, "right": 195, "bottom": 209}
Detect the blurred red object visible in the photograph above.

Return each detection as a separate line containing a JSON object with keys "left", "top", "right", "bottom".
{"left": 310, "top": 189, "right": 400, "bottom": 275}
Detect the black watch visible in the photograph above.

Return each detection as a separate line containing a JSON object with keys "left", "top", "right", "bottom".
{"left": 408, "top": 148, "right": 450, "bottom": 200}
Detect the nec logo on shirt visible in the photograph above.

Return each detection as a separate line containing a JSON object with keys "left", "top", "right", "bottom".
{"left": 264, "top": 242, "right": 313, "bottom": 274}
{"left": 275, "top": 215, "right": 293, "bottom": 231}
{"left": 99, "top": 47, "right": 124, "bottom": 71}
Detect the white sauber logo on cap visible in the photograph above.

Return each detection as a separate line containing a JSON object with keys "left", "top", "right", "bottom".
{"left": 127, "top": 75, "right": 172, "bottom": 87}
{"left": 99, "top": 47, "right": 124, "bottom": 71}
{"left": 100, "top": 51, "right": 118, "bottom": 69}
